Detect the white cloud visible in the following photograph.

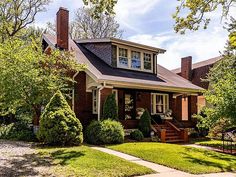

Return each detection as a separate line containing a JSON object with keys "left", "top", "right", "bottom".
{"left": 128, "top": 26, "right": 228, "bottom": 70}
{"left": 114, "top": 0, "right": 162, "bottom": 33}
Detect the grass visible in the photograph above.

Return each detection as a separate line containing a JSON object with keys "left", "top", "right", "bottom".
{"left": 37, "top": 145, "right": 154, "bottom": 177}
{"left": 108, "top": 142, "right": 236, "bottom": 174}
{"left": 194, "top": 139, "right": 234, "bottom": 150}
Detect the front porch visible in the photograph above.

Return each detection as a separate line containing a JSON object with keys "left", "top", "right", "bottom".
{"left": 97, "top": 87, "right": 198, "bottom": 142}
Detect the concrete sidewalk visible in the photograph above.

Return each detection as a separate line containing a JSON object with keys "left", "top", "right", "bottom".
{"left": 91, "top": 146, "right": 236, "bottom": 177}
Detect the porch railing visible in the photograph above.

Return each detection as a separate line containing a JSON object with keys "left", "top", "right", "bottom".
{"left": 151, "top": 118, "right": 166, "bottom": 143}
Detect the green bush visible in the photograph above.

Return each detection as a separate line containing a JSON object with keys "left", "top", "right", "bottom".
{"left": 37, "top": 90, "right": 83, "bottom": 146}
{"left": 86, "top": 119, "right": 124, "bottom": 145}
{"left": 138, "top": 109, "right": 151, "bottom": 137}
{"left": 85, "top": 121, "right": 102, "bottom": 145}
{"left": 130, "top": 130, "right": 144, "bottom": 141}
{"left": 102, "top": 93, "right": 118, "bottom": 120}
{"left": 0, "top": 122, "right": 35, "bottom": 141}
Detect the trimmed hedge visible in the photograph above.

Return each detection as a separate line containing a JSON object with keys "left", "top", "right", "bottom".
{"left": 86, "top": 119, "right": 124, "bottom": 145}
{"left": 138, "top": 109, "right": 151, "bottom": 137}
{"left": 37, "top": 90, "right": 83, "bottom": 145}
{"left": 130, "top": 130, "right": 144, "bottom": 141}
{"left": 102, "top": 93, "right": 118, "bottom": 120}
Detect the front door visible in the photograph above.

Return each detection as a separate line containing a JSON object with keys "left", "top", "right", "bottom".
{"left": 124, "top": 91, "right": 136, "bottom": 120}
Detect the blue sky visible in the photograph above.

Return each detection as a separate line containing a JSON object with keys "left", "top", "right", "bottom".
{"left": 34, "top": 0, "right": 232, "bottom": 69}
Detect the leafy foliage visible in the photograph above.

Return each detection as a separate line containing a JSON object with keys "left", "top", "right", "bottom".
{"left": 37, "top": 90, "right": 83, "bottom": 145}
{"left": 46, "top": 7, "right": 123, "bottom": 39}
{"left": 85, "top": 119, "right": 124, "bottom": 145}
{"left": 138, "top": 109, "right": 151, "bottom": 137}
{"left": 0, "top": 0, "right": 51, "bottom": 41}
{"left": 102, "top": 93, "right": 118, "bottom": 120}
{"left": 0, "top": 38, "right": 85, "bottom": 124}
{"left": 173, "top": 0, "right": 236, "bottom": 34}
{"left": 130, "top": 130, "right": 144, "bottom": 141}
{"left": 83, "top": 0, "right": 117, "bottom": 18}
{"left": 0, "top": 122, "right": 35, "bottom": 141}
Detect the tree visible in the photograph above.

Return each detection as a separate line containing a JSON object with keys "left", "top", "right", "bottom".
{"left": 83, "top": 0, "right": 117, "bottom": 18}
{"left": 102, "top": 93, "right": 118, "bottom": 120}
{"left": 0, "top": 0, "right": 50, "bottom": 41}
{"left": 138, "top": 109, "right": 151, "bottom": 137}
{"left": 46, "top": 7, "right": 123, "bottom": 39}
{"left": 37, "top": 90, "right": 83, "bottom": 145}
{"left": 173, "top": 0, "right": 236, "bottom": 34}
{"left": 0, "top": 38, "right": 85, "bottom": 125}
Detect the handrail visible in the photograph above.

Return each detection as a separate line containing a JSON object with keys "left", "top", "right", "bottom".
{"left": 166, "top": 120, "right": 181, "bottom": 132}
{"left": 172, "top": 117, "right": 185, "bottom": 128}
{"left": 150, "top": 117, "right": 162, "bottom": 133}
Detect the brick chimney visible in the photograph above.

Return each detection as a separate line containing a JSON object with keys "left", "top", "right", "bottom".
{"left": 181, "top": 56, "right": 192, "bottom": 81}
{"left": 56, "top": 7, "right": 69, "bottom": 50}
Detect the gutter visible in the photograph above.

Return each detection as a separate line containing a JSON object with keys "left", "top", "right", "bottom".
{"left": 72, "top": 71, "right": 79, "bottom": 111}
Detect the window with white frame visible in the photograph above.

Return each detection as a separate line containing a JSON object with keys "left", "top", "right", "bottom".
{"left": 151, "top": 93, "right": 169, "bottom": 114}
{"left": 92, "top": 89, "right": 98, "bottom": 114}
{"left": 144, "top": 53, "right": 152, "bottom": 70}
{"left": 118, "top": 48, "right": 128, "bottom": 68}
{"left": 131, "top": 51, "right": 141, "bottom": 69}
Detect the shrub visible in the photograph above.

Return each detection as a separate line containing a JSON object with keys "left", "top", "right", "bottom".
{"left": 85, "top": 121, "right": 102, "bottom": 145}
{"left": 85, "top": 119, "right": 124, "bottom": 145}
{"left": 138, "top": 109, "right": 151, "bottom": 137}
{"left": 102, "top": 93, "right": 118, "bottom": 120}
{"left": 130, "top": 130, "right": 144, "bottom": 141}
{"left": 37, "top": 90, "right": 83, "bottom": 145}
{"left": 0, "top": 122, "right": 35, "bottom": 141}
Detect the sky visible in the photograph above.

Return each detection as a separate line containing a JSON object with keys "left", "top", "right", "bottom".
{"left": 34, "top": 0, "right": 232, "bottom": 70}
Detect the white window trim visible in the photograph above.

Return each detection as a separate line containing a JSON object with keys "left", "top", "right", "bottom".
{"left": 116, "top": 44, "right": 153, "bottom": 73}
{"left": 92, "top": 89, "right": 98, "bottom": 114}
{"left": 151, "top": 93, "right": 169, "bottom": 115}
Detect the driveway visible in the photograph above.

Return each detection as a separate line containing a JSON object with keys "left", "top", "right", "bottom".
{"left": 0, "top": 140, "right": 54, "bottom": 177}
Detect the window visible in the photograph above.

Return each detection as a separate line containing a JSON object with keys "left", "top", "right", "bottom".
{"left": 92, "top": 89, "right": 98, "bottom": 114}
{"left": 151, "top": 93, "right": 169, "bottom": 114}
{"left": 118, "top": 48, "right": 128, "bottom": 68}
{"left": 144, "top": 53, "right": 152, "bottom": 70}
{"left": 131, "top": 51, "right": 141, "bottom": 69}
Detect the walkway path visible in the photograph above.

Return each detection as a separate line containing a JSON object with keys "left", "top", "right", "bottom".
{"left": 92, "top": 146, "right": 236, "bottom": 177}
{"left": 0, "top": 140, "right": 54, "bottom": 177}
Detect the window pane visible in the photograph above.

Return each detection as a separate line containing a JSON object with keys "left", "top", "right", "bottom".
{"left": 131, "top": 51, "right": 141, "bottom": 69}
{"left": 156, "top": 105, "right": 163, "bottom": 113}
{"left": 156, "top": 95, "right": 163, "bottom": 105}
{"left": 144, "top": 53, "right": 152, "bottom": 70}
{"left": 119, "top": 48, "right": 128, "bottom": 68}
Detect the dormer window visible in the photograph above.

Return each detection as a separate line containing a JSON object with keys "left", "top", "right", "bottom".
{"left": 131, "top": 51, "right": 141, "bottom": 69}
{"left": 144, "top": 53, "right": 152, "bottom": 71}
{"left": 118, "top": 48, "right": 128, "bottom": 68}
{"left": 117, "top": 45, "right": 154, "bottom": 73}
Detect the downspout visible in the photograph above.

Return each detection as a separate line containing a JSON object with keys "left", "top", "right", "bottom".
{"left": 97, "top": 81, "right": 106, "bottom": 121}
{"left": 72, "top": 71, "right": 79, "bottom": 111}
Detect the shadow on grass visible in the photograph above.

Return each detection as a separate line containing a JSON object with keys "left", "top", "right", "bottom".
{"left": 0, "top": 152, "right": 54, "bottom": 177}
{"left": 50, "top": 150, "right": 85, "bottom": 166}
{"left": 181, "top": 147, "right": 236, "bottom": 173}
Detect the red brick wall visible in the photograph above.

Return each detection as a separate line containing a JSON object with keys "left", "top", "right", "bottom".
{"left": 136, "top": 92, "right": 151, "bottom": 112}
{"left": 74, "top": 72, "right": 95, "bottom": 127}
{"left": 191, "top": 65, "right": 213, "bottom": 89}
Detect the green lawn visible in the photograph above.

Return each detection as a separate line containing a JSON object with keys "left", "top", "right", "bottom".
{"left": 108, "top": 142, "right": 236, "bottom": 174}
{"left": 38, "top": 145, "right": 153, "bottom": 177}
{"left": 194, "top": 139, "right": 234, "bottom": 150}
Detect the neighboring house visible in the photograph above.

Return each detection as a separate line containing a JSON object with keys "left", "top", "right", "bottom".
{"left": 42, "top": 8, "right": 203, "bottom": 142}
{"left": 172, "top": 56, "right": 221, "bottom": 112}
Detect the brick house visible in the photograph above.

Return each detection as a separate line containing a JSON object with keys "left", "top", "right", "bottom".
{"left": 172, "top": 56, "right": 221, "bottom": 112}
{"left": 42, "top": 7, "right": 204, "bottom": 142}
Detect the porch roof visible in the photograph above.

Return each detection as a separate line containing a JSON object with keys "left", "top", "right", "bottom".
{"left": 43, "top": 34, "right": 204, "bottom": 93}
